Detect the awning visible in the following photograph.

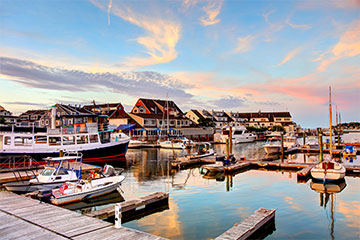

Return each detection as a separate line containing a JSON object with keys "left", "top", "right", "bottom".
{"left": 154, "top": 128, "right": 161, "bottom": 131}
{"left": 138, "top": 128, "right": 147, "bottom": 131}
{"left": 116, "top": 124, "right": 136, "bottom": 132}
{"left": 168, "top": 128, "right": 176, "bottom": 131}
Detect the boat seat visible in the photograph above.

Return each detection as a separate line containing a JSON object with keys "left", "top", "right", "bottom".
{"left": 322, "top": 162, "right": 334, "bottom": 169}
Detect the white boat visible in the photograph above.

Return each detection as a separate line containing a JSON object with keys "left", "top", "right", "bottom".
{"left": 264, "top": 137, "right": 281, "bottom": 154}
{"left": 0, "top": 125, "right": 130, "bottom": 163}
{"left": 283, "top": 136, "right": 300, "bottom": 150}
{"left": 179, "top": 142, "right": 215, "bottom": 160}
{"left": 3, "top": 152, "right": 83, "bottom": 193}
{"left": 310, "top": 160, "right": 346, "bottom": 182}
{"left": 159, "top": 137, "right": 192, "bottom": 149}
{"left": 50, "top": 175, "right": 125, "bottom": 205}
{"left": 217, "top": 125, "right": 256, "bottom": 144}
{"left": 128, "top": 139, "right": 143, "bottom": 148}
{"left": 311, "top": 87, "right": 346, "bottom": 182}
{"left": 305, "top": 136, "right": 319, "bottom": 149}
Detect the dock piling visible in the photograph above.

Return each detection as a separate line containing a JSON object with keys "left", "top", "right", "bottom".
{"left": 115, "top": 203, "right": 122, "bottom": 228}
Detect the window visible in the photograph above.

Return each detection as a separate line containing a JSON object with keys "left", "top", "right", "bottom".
{"left": 14, "top": 137, "right": 33, "bottom": 146}
{"left": 45, "top": 120, "right": 49, "bottom": 125}
{"left": 89, "top": 134, "right": 98, "bottom": 143}
{"left": 177, "top": 120, "right": 180, "bottom": 125}
{"left": 63, "top": 136, "right": 75, "bottom": 145}
{"left": 4, "top": 136, "right": 11, "bottom": 145}
{"left": 76, "top": 135, "right": 88, "bottom": 144}
{"left": 49, "top": 137, "right": 61, "bottom": 146}
{"left": 170, "top": 120, "right": 174, "bottom": 125}
{"left": 41, "top": 168, "right": 55, "bottom": 176}
{"left": 35, "top": 135, "right": 47, "bottom": 144}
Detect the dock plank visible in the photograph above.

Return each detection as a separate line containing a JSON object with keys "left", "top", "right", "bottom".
{"left": 0, "top": 191, "right": 166, "bottom": 240}
{"left": 215, "top": 208, "right": 275, "bottom": 240}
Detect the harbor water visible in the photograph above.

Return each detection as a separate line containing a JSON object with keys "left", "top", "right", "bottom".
{"left": 72, "top": 133, "right": 360, "bottom": 239}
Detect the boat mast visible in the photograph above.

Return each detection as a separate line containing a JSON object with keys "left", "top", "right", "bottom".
{"left": 329, "top": 86, "right": 333, "bottom": 157}
{"left": 166, "top": 93, "right": 169, "bottom": 135}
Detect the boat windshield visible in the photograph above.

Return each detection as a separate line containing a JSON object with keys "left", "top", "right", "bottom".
{"left": 41, "top": 168, "right": 55, "bottom": 176}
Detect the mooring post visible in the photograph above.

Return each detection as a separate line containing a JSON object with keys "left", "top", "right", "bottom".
{"left": 280, "top": 133, "right": 284, "bottom": 158}
{"left": 115, "top": 203, "right": 122, "bottom": 228}
{"left": 319, "top": 133, "right": 323, "bottom": 162}
{"left": 303, "top": 132, "right": 306, "bottom": 146}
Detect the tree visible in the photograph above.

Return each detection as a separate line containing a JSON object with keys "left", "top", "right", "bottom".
{"left": 270, "top": 125, "right": 285, "bottom": 133}
{"left": 198, "top": 118, "right": 215, "bottom": 127}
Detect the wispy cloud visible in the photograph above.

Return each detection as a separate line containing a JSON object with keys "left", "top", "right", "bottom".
{"left": 209, "top": 96, "right": 246, "bottom": 109}
{"left": 0, "top": 57, "right": 193, "bottom": 100}
{"left": 107, "top": 0, "right": 112, "bottom": 25}
{"left": 278, "top": 47, "right": 301, "bottom": 66}
{"left": 285, "top": 16, "right": 311, "bottom": 30}
{"left": 91, "top": 0, "right": 181, "bottom": 69}
{"left": 297, "top": 0, "right": 360, "bottom": 11}
{"left": 235, "top": 35, "right": 256, "bottom": 53}
{"left": 316, "top": 19, "right": 360, "bottom": 72}
{"left": 200, "top": 0, "right": 223, "bottom": 26}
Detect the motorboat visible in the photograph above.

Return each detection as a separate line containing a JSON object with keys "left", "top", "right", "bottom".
{"left": 128, "top": 139, "right": 143, "bottom": 148}
{"left": 0, "top": 125, "right": 130, "bottom": 163}
{"left": 217, "top": 125, "right": 256, "bottom": 144}
{"left": 305, "top": 136, "right": 319, "bottom": 149}
{"left": 185, "top": 142, "right": 215, "bottom": 159}
{"left": 310, "top": 160, "right": 346, "bottom": 182}
{"left": 3, "top": 152, "right": 83, "bottom": 193}
{"left": 50, "top": 175, "right": 125, "bottom": 205}
{"left": 264, "top": 137, "right": 281, "bottom": 154}
{"left": 283, "top": 135, "right": 300, "bottom": 150}
{"left": 342, "top": 145, "right": 357, "bottom": 158}
{"left": 159, "top": 137, "right": 192, "bottom": 149}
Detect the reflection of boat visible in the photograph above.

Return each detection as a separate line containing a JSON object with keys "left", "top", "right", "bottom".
{"left": 218, "top": 125, "right": 256, "bottom": 144}
{"left": 3, "top": 152, "right": 83, "bottom": 193}
{"left": 202, "top": 170, "right": 225, "bottom": 181}
{"left": 305, "top": 136, "right": 319, "bottom": 149}
{"left": 51, "top": 175, "right": 125, "bottom": 205}
{"left": 310, "top": 180, "right": 347, "bottom": 194}
{"left": 310, "top": 180, "right": 346, "bottom": 240}
{"left": 199, "top": 163, "right": 224, "bottom": 175}
{"left": 62, "top": 190, "right": 124, "bottom": 211}
{"left": 264, "top": 137, "right": 281, "bottom": 154}
{"left": 159, "top": 139, "right": 186, "bottom": 149}
{"left": 310, "top": 161, "right": 346, "bottom": 182}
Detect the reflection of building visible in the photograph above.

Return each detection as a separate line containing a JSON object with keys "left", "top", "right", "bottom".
{"left": 0, "top": 105, "right": 18, "bottom": 125}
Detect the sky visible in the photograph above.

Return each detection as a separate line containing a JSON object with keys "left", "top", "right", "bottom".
{"left": 0, "top": 0, "right": 359, "bottom": 128}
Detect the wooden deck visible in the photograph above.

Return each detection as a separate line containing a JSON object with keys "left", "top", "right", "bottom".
{"left": 215, "top": 208, "right": 276, "bottom": 240}
{"left": 85, "top": 192, "right": 169, "bottom": 219}
{"left": 0, "top": 191, "right": 166, "bottom": 240}
{"left": 171, "top": 157, "right": 216, "bottom": 169}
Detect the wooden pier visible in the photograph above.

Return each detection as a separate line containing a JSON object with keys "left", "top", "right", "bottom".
{"left": 0, "top": 191, "right": 166, "bottom": 240}
{"left": 86, "top": 191, "right": 169, "bottom": 219}
{"left": 215, "top": 208, "right": 276, "bottom": 240}
{"left": 171, "top": 157, "right": 215, "bottom": 169}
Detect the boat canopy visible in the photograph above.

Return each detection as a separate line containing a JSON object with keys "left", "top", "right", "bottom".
{"left": 117, "top": 124, "right": 136, "bottom": 133}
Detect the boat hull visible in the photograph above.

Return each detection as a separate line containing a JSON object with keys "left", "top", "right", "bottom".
{"left": 0, "top": 141, "right": 129, "bottom": 163}
{"left": 310, "top": 161, "right": 346, "bottom": 182}
{"left": 264, "top": 146, "right": 281, "bottom": 154}
{"left": 3, "top": 180, "right": 76, "bottom": 193}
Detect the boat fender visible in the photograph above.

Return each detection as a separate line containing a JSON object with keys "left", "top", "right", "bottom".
{"left": 90, "top": 170, "right": 95, "bottom": 179}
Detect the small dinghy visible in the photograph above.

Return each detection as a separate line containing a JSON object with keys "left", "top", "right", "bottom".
{"left": 50, "top": 174, "right": 125, "bottom": 205}
{"left": 310, "top": 160, "right": 346, "bottom": 182}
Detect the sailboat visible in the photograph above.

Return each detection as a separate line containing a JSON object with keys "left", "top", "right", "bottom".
{"left": 311, "top": 87, "right": 346, "bottom": 182}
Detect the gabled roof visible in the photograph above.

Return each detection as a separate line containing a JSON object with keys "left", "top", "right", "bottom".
{"left": 56, "top": 104, "right": 96, "bottom": 116}
{"left": 189, "top": 109, "right": 205, "bottom": 120}
{"left": 133, "top": 98, "right": 185, "bottom": 115}
{"left": 129, "top": 113, "right": 188, "bottom": 120}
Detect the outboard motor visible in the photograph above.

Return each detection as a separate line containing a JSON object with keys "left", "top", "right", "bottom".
{"left": 103, "top": 164, "right": 116, "bottom": 177}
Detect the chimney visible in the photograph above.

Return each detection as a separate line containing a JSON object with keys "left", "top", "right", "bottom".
{"left": 51, "top": 105, "right": 56, "bottom": 129}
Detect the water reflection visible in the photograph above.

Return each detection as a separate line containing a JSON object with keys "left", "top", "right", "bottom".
{"left": 310, "top": 180, "right": 347, "bottom": 240}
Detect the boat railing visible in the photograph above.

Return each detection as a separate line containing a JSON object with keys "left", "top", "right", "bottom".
{"left": 0, "top": 155, "right": 41, "bottom": 172}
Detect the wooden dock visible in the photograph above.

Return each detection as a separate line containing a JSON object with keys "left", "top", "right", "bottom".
{"left": 0, "top": 163, "right": 101, "bottom": 184}
{"left": 171, "top": 157, "right": 215, "bottom": 169}
{"left": 215, "top": 208, "right": 276, "bottom": 240}
{"left": 0, "top": 191, "right": 166, "bottom": 240}
{"left": 86, "top": 191, "right": 169, "bottom": 219}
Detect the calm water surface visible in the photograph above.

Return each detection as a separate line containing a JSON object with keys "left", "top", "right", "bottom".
{"left": 80, "top": 133, "right": 360, "bottom": 239}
